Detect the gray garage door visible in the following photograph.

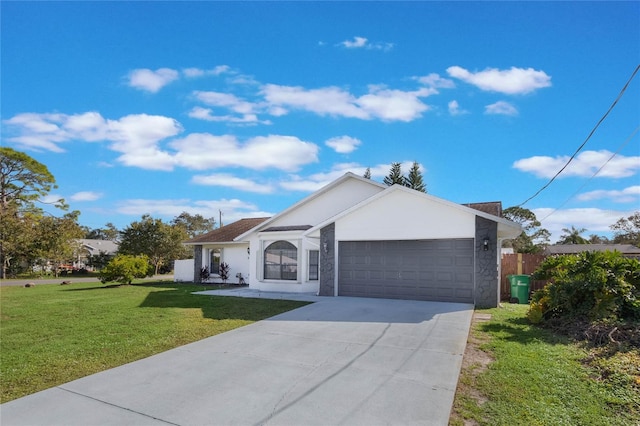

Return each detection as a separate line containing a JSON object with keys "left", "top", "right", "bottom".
{"left": 338, "top": 239, "right": 474, "bottom": 303}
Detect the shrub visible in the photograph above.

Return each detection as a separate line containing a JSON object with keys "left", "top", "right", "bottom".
{"left": 529, "top": 250, "right": 640, "bottom": 322}
{"left": 99, "top": 254, "right": 151, "bottom": 285}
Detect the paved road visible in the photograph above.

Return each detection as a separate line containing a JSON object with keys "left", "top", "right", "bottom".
{"left": 1, "top": 294, "right": 472, "bottom": 425}
{"left": 0, "top": 275, "right": 174, "bottom": 287}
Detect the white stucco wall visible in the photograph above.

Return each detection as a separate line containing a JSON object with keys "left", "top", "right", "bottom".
{"left": 269, "top": 178, "right": 384, "bottom": 228}
{"left": 335, "top": 189, "right": 477, "bottom": 241}
{"left": 174, "top": 259, "right": 194, "bottom": 282}
{"left": 198, "top": 243, "right": 250, "bottom": 284}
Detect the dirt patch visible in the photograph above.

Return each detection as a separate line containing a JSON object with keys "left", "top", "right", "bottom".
{"left": 449, "top": 312, "right": 495, "bottom": 425}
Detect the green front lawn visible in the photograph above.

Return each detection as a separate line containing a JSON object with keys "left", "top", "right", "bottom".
{"left": 450, "top": 304, "right": 640, "bottom": 425}
{"left": 0, "top": 282, "right": 309, "bottom": 403}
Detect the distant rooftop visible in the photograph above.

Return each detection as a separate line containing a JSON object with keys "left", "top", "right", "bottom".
{"left": 544, "top": 244, "right": 640, "bottom": 258}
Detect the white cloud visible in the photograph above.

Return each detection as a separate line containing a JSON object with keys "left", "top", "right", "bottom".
{"left": 415, "top": 73, "right": 456, "bottom": 89}
{"left": 341, "top": 36, "right": 368, "bottom": 48}
{"left": 447, "top": 66, "right": 552, "bottom": 95}
{"left": 533, "top": 207, "right": 635, "bottom": 242}
{"left": 117, "top": 197, "right": 266, "bottom": 219}
{"left": 170, "top": 133, "right": 319, "bottom": 172}
{"left": 70, "top": 191, "right": 103, "bottom": 202}
{"left": 577, "top": 186, "right": 640, "bottom": 203}
{"left": 339, "top": 36, "right": 394, "bottom": 51}
{"left": 182, "top": 65, "right": 230, "bottom": 78}
{"left": 262, "top": 84, "right": 368, "bottom": 119}
{"left": 191, "top": 173, "right": 275, "bottom": 194}
{"left": 513, "top": 150, "right": 640, "bottom": 179}
{"left": 3, "top": 112, "right": 182, "bottom": 171}
{"left": 358, "top": 86, "right": 432, "bottom": 122}
{"left": 280, "top": 161, "right": 421, "bottom": 192}
{"left": 448, "top": 100, "right": 469, "bottom": 116}
{"left": 485, "top": 101, "right": 518, "bottom": 116}
{"left": 325, "top": 136, "right": 362, "bottom": 154}
{"left": 261, "top": 84, "right": 431, "bottom": 122}
{"left": 127, "top": 68, "right": 179, "bottom": 93}
{"left": 193, "top": 91, "right": 256, "bottom": 114}
{"left": 187, "top": 107, "right": 268, "bottom": 125}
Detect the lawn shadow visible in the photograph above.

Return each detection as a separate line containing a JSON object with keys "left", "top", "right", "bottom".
{"left": 477, "top": 315, "right": 571, "bottom": 346}
{"left": 136, "top": 282, "right": 310, "bottom": 322}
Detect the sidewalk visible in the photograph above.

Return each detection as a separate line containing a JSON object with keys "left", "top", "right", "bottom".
{"left": 0, "top": 275, "right": 174, "bottom": 287}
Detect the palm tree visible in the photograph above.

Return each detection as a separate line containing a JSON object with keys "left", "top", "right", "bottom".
{"left": 557, "top": 226, "right": 590, "bottom": 245}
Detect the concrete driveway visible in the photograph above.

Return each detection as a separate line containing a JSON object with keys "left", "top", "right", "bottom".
{"left": 1, "top": 295, "right": 473, "bottom": 426}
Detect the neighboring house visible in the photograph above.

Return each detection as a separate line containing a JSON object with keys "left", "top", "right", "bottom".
{"left": 74, "top": 239, "right": 119, "bottom": 269}
{"left": 544, "top": 244, "right": 640, "bottom": 259}
{"left": 180, "top": 173, "right": 521, "bottom": 308}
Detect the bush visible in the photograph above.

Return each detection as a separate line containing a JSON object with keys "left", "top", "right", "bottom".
{"left": 99, "top": 255, "right": 151, "bottom": 285}
{"left": 530, "top": 251, "right": 640, "bottom": 322}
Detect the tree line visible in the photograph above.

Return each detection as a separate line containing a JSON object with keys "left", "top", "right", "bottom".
{"left": 0, "top": 147, "right": 215, "bottom": 278}
{"left": 1, "top": 148, "right": 638, "bottom": 277}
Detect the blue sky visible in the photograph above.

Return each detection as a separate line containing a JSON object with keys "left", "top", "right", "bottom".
{"left": 2, "top": 1, "right": 639, "bottom": 242}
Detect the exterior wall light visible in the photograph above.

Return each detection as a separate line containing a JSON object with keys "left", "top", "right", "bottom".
{"left": 323, "top": 242, "right": 328, "bottom": 254}
{"left": 483, "top": 238, "right": 490, "bottom": 251}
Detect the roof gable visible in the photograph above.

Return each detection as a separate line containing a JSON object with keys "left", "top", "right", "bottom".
{"left": 234, "top": 172, "right": 386, "bottom": 240}
{"left": 185, "top": 217, "right": 270, "bottom": 244}
{"left": 305, "top": 184, "right": 521, "bottom": 239}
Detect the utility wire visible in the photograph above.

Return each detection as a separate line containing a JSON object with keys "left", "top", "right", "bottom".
{"left": 518, "top": 64, "right": 640, "bottom": 207}
{"left": 539, "top": 125, "right": 640, "bottom": 222}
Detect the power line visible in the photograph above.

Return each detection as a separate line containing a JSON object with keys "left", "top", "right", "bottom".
{"left": 539, "top": 125, "right": 640, "bottom": 222}
{"left": 518, "top": 64, "right": 640, "bottom": 207}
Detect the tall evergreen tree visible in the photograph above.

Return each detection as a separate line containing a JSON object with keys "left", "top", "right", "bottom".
{"left": 405, "top": 161, "right": 426, "bottom": 192}
{"left": 363, "top": 167, "right": 371, "bottom": 179}
{"left": 383, "top": 162, "right": 404, "bottom": 186}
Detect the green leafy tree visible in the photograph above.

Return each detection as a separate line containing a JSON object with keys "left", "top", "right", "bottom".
{"left": 363, "top": 168, "right": 371, "bottom": 179}
{"left": 86, "top": 251, "right": 114, "bottom": 271}
{"left": 33, "top": 211, "right": 85, "bottom": 276}
{"left": 405, "top": 161, "right": 426, "bottom": 193}
{"left": 170, "top": 212, "right": 216, "bottom": 239}
{"left": 0, "top": 147, "right": 57, "bottom": 210}
{"left": 502, "top": 207, "right": 550, "bottom": 253}
{"left": 119, "top": 215, "right": 190, "bottom": 275}
{"left": 85, "top": 223, "right": 120, "bottom": 241}
{"left": 0, "top": 204, "right": 40, "bottom": 276}
{"left": 611, "top": 211, "right": 640, "bottom": 247}
{"left": 383, "top": 162, "right": 405, "bottom": 186}
{"left": 99, "top": 254, "right": 151, "bottom": 285}
{"left": 0, "top": 148, "right": 59, "bottom": 278}
{"left": 588, "top": 234, "right": 611, "bottom": 244}
{"left": 557, "top": 226, "right": 589, "bottom": 245}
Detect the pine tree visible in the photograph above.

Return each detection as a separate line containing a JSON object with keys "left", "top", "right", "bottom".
{"left": 383, "top": 162, "right": 404, "bottom": 186}
{"left": 406, "top": 161, "right": 426, "bottom": 193}
{"left": 363, "top": 167, "right": 371, "bottom": 179}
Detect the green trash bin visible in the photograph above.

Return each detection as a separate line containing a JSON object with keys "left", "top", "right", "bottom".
{"left": 509, "top": 274, "right": 530, "bottom": 304}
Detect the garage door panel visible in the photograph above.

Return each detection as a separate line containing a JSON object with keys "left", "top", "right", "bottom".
{"left": 339, "top": 239, "right": 474, "bottom": 303}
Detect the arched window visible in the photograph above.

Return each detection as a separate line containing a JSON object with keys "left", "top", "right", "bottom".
{"left": 264, "top": 241, "right": 297, "bottom": 280}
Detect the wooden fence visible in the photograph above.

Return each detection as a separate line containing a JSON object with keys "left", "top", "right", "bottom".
{"left": 500, "top": 253, "right": 549, "bottom": 301}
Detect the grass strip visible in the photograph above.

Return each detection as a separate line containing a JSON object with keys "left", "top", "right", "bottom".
{"left": 451, "top": 304, "right": 639, "bottom": 426}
